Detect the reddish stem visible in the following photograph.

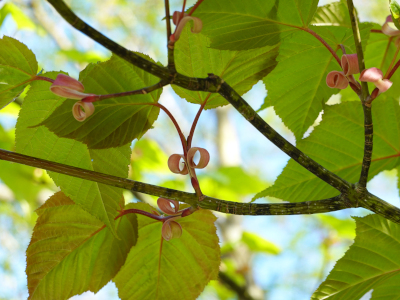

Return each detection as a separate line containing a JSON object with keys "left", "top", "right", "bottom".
{"left": 34, "top": 75, "right": 55, "bottom": 83}
{"left": 188, "top": 0, "right": 204, "bottom": 16}
{"left": 385, "top": 58, "right": 400, "bottom": 80}
{"left": 187, "top": 99, "right": 207, "bottom": 149}
{"left": 118, "top": 208, "right": 178, "bottom": 221}
{"left": 371, "top": 29, "right": 384, "bottom": 34}
{"left": 303, "top": 28, "right": 341, "bottom": 67}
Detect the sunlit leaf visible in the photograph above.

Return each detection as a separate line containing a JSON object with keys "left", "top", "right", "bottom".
{"left": 172, "top": 26, "right": 279, "bottom": 109}
{"left": 15, "top": 72, "right": 131, "bottom": 235}
{"left": 260, "top": 24, "right": 372, "bottom": 140}
{"left": 255, "top": 98, "right": 400, "bottom": 202}
{"left": 0, "top": 3, "right": 36, "bottom": 30}
{"left": 0, "top": 36, "right": 37, "bottom": 109}
{"left": 316, "top": 215, "right": 356, "bottom": 239}
{"left": 194, "top": 0, "right": 319, "bottom": 50}
{"left": 114, "top": 203, "right": 220, "bottom": 300}
{"left": 26, "top": 192, "right": 138, "bottom": 300}
{"left": 312, "top": 0, "right": 353, "bottom": 27}
{"left": 312, "top": 214, "right": 400, "bottom": 299}
{"left": 241, "top": 231, "right": 281, "bottom": 254}
{"left": 39, "top": 54, "right": 162, "bottom": 149}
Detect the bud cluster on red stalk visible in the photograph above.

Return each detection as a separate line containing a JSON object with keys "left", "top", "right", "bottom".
{"left": 157, "top": 198, "right": 183, "bottom": 241}
{"left": 169, "top": 11, "right": 203, "bottom": 43}
{"left": 49, "top": 74, "right": 96, "bottom": 121}
{"left": 326, "top": 53, "right": 393, "bottom": 94}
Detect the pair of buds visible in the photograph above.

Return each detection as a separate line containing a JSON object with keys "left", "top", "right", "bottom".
{"left": 326, "top": 54, "right": 393, "bottom": 93}
{"left": 170, "top": 11, "right": 203, "bottom": 43}
{"left": 49, "top": 74, "right": 95, "bottom": 122}
{"left": 168, "top": 147, "right": 210, "bottom": 175}
{"left": 157, "top": 198, "right": 182, "bottom": 241}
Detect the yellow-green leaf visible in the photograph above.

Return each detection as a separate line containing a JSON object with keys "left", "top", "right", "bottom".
{"left": 26, "top": 192, "right": 138, "bottom": 300}
{"left": 114, "top": 203, "right": 220, "bottom": 300}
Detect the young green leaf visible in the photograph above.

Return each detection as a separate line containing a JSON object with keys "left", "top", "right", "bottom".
{"left": 15, "top": 72, "right": 131, "bottom": 235}
{"left": 255, "top": 98, "right": 400, "bottom": 202}
{"left": 193, "top": 0, "right": 318, "bottom": 50}
{"left": 0, "top": 36, "right": 38, "bottom": 109}
{"left": 260, "top": 24, "right": 372, "bottom": 140}
{"left": 114, "top": 203, "right": 220, "bottom": 300}
{"left": 39, "top": 54, "right": 162, "bottom": 149}
{"left": 172, "top": 26, "right": 279, "bottom": 109}
{"left": 312, "top": 0, "right": 353, "bottom": 27}
{"left": 26, "top": 192, "right": 138, "bottom": 300}
{"left": 390, "top": 0, "right": 400, "bottom": 30}
{"left": 241, "top": 232, "right": 281, "bottom": 255}
{"left": 312, "top": 214, "right": 400, "bottom": 299}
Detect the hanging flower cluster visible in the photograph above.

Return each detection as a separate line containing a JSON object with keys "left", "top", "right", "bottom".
{"left": 326, "top": 54, "right": 393, "bottom": 94}
{"left": 157, "top": 198, "right": 183, "bottom": 241}
{"left": 170, "top": 11, "right": 203, "bottom": 43}
{"left": 382, "top": 15, "right": 400, "bottom": 36}
{"left": 49, "top": 74, "right": 95, "bottom": 122}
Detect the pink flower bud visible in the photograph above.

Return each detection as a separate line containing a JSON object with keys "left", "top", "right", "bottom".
{"left": 168, "top": 154, "right": 188, "bottom": 175}
{"left": 50, "top": 74, "right": 94, "bottom": 100}
{"left": 72, "top": 101, "right": 95, "bottom": 122}
{"left": 187, "top": 147, "right": 210, "bottom": 169}
{"left": 326, "top": 71, "right": 348, "bottom": 89}
{"left": 173, "top": 15, "right": 203, "bottom": 42}
{"left": 341, "top": 54, "right": 359, "bottom": 76}
{"left": 382, "top": 15, "right": 400, "bottom": 36}
{"left": 162, "top": 219, "right": 182, "bottom": 241}
{"left": 157, "top": 198, "right": 180, "bottom": 215}
{"left": 359, "top": 67, "right": 393, "bottom": 93}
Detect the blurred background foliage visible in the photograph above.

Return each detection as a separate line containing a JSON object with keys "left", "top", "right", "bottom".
{"left": 0, "top": 0, "right": 398, "bottom": 299}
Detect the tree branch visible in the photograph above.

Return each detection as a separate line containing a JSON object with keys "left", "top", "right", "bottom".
{"left": 218, "top": 271, "right": 256, "bottom": 300}
{"left": 217, "top": 82, "right": 352, "bottom": 194}
{"left": 46, "top": 0, "right": 214, "bottom": 92}
{"left": 0, "top": 148, "right": 346, "bottom": 215}
{"left": 347, "top": 0, "right": 372, "bottom": 190}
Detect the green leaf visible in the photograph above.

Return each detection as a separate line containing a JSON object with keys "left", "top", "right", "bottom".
{"left": 241, "top": 231, "right": 281, "bottom": 254}
{"left": 0, "top": 3, "right": 36, "bottom": 30}
{"left": 0, "top": 36, "right": 38, "bottom": 109}
{"left": 255, "top": 98, "right": 400, "bottom": 202}
{"left": 312, "top": 214, "right": 400, "bottom": 299}
{"left": 198, "top": 166, "right": 267, "bottom": 202}
{"left": 172, "top": 26, "right": 279, "bottom": 109}
{"left": 316, "top": 215, "right": 356, "bottom": 239}
{"left": 39, "top": 54, "right": 161, "bottom": 149}
{"left": 260, "top": 24, "right": 372, "bottom": 140}
{"left": 26, "top": 192, "right": 138, "bottom": 300}
{"left": 312, "top": 0, "right": 353, "bottom": 27}
{"left": 114, "top": 203, "right": 220, "bottom": 300}
{"left": 194, "top": 0, "right": 319, "bottom": 50}
{"left": 15, "top": 72, "right": 131, "bottom": 235}
{"left": 390, "top": 1, "right": 400, "bottom": 30}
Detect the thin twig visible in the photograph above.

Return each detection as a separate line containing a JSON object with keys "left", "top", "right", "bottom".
{"left": 187, "top": 98, "right": 208, "bottom": 148}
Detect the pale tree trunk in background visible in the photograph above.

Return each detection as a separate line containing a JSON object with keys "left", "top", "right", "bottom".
{"left": 216, "top": 107, "right": 264, "bottom": 300}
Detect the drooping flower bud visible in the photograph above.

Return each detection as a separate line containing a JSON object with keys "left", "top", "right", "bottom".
{"left": 162, "top": 219, "right": 182, "bottom": 241}
{"left": 157, "top": 198, "right": 180, "bottom": 215}
{"left": 168, "top": 154, "right": 189, "bottom": 175}
{"left": 341, "top": 54, "right": 359, "bottom": 76}
{"left": 72, "top": 101, "right": 95, "bottom": 122}
{"left": 50, "top": 74, "right": 94, "bottom": 100}
{"left": 187, "top": 147, "right": 210, "bottom": 169}
{"left": 326, "top": 71, "right": 349, "bottom": 89}
{"left": 170, "top": 12, "right": 203, "bottom": 42}
{"left": 382, "top": 15, "right": 400, "bottom": 36}
{"left": 359, "top": 67, "right": 393, "bottom": 93}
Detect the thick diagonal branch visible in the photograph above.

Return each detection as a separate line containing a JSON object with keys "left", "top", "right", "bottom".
{"left": 217, "top": 82, "right": 352, "bottom": 193}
